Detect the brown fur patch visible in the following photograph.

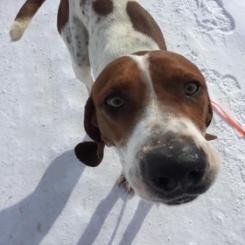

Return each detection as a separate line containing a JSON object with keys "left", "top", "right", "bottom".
{"left": 90, "top": 57, "right": 148, "bottom": 146}
{"left": 57, "top": 0, "right": 69, "bottom": 33}
{"left": 133, "top": 51, "right": 150, "bottom": 56}
{"left": 92, "top": 0, "right": 113, "bottom": 16}
{"left": 15, "top": 0, "right": 46, "bottom": 19}
{"left": 148, "top": 51, "right": 212, "bottom": 131}
{"left": 127, "top": 1, "right": 166, "bottom": 50}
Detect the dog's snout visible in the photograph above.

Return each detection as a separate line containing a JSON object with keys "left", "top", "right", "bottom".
{"left": 141, "top": 141, "right": 207, "bottom": 196}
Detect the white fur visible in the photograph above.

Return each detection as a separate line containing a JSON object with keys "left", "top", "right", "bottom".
{"left": 61, "top": 22, "right": 93, "bottom": 90}
{"left": 10, "top": 19, "right": 31, "bottom": 41}
{"left": 63, "top": 0, "right": 159, "bottom": 82}
{"left": 118, "top": 103, "right": 221, "bottom": 202}
{"left": 128, "top": 54, "right": 152, "bottom": 86}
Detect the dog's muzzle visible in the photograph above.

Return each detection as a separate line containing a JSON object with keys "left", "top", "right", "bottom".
{"left": 139, "top": 135, "right": 212, "bottom": 205}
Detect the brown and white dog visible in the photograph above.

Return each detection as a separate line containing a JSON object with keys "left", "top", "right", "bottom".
{"left": 10, "top": 0, "right": 220, "bottom": 205}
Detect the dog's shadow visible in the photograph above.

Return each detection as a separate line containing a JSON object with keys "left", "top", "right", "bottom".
{"left": 0, "top": 150, "right": 152, "bottom": 245}
{"left": 0, "top": 150, "right": 85, "bottom": 245}
{"left": 77, "top": 185, "right": 152, "bottom": 245}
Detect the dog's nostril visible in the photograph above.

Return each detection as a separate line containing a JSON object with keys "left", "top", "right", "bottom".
{"left": 141, "top": 140, "right": 208, "bottom": 196}
{"left": 152, "top": 176, "right": 177, "bottom": 192}
{"left": 187, "top": 169, "right": 203, "bottom": 185}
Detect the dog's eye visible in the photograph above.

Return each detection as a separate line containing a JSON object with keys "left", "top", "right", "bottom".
{"left": 184, "top": 81, "right": 200, "bottom": 96}
{"left": 105, "top": 96, "right": 125, "bottom": 108}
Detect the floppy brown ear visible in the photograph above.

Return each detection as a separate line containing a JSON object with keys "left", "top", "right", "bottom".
{"left": 84, "top": 97, "right": 102, "bottom": 142}
{"left": 204, "top": 98, "right": 217, "bottom": 141}
{"left": 75, "top": 142, "right": 105, "bottom": 167}
{"left": 74, "top": 97, "right": 105, "bottom": 166}
{"left": 205, "top": 133, "right": 217, "bottom": 141}
{"left": 206, "top": 98, "right": 213, "bottom": 128}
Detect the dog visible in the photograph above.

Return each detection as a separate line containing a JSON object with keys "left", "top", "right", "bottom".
{"left": 10, "top": 0, "right": 220, "bottom": 205}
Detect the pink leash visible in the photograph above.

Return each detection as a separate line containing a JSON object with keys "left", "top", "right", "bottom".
{"left": 211, "top": 100, "right": 245, "bottom": 137}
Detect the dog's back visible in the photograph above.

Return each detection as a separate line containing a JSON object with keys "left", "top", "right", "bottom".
{"left": 10, "top": 0, "right": 166, "bottom": 77}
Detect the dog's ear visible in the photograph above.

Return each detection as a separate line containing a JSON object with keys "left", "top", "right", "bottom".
{"left": 75, "top": 97, "right": 105, "bottom": 167}
{"left": 205, "top": 98, "right": 217, "bottom": 141}
{"left": 75, "top": 141, "right": 105, "bottom": 167}
{"left": 84, "top": 97, "right": 102, "bottom": 142}
{"left": 206, "top": 98, "right": 213, "bottom": 128}
{"left": 205, "top": 133, "right": 217, "bottom": 141}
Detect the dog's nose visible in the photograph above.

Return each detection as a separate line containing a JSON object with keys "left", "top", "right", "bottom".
{"left": 141, "top": 142, "right": 207, "bottom": 194}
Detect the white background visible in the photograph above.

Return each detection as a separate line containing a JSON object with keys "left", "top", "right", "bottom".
{"left": 0, "top": 0, "right": 244, "bottom": 244}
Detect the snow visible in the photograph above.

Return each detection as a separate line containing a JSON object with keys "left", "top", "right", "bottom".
{"left": 0, "top": 0, "right": 244, "bottom": 244}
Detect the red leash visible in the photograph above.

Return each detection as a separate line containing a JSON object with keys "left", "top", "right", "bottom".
{"left": 211, "top": 100, "right": 245, "bottom": 137}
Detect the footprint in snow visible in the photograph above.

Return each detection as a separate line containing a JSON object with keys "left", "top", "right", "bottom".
{"left": 202, "top": 69, "right": 245, "bottom": 125}
{"left": 193, "top": 0, "right": 235, "bottom": 33}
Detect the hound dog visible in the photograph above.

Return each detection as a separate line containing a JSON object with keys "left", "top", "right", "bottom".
{"left": 10, "top": 0, "right": 220, "bottom": 205}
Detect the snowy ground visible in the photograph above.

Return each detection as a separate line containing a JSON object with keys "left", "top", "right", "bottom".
{"left": 0, "top": 0, "right": 245, "bottom": 244}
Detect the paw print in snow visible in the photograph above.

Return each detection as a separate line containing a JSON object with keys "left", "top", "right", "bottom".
{"left": 202, "top": 69, "right": 245, "bottom": 124}
{"left": 194, "top": 0, "right": 235, "bottom": 33}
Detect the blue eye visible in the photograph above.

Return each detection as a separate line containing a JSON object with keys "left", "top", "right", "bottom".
{"left": 184, "top": 81, "right": 200, "bottom": 96}
{"left": 105, "top": 96, "right": 125, "bottom": 108}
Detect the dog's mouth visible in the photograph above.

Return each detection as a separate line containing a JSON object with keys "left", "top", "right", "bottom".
{"left": 165, "top": 194, "right": 198, "bottom": 205}
{"left": 127, "top": 174, "right": 200, "bottom": 205}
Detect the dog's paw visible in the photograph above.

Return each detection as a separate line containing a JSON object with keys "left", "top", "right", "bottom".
{"left": 117, "top": 174, "right": 134, "bottom": 194}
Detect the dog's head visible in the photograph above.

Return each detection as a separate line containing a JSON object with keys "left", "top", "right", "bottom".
{"left": 75, "top": 50, "right": 220, "bottom": 205}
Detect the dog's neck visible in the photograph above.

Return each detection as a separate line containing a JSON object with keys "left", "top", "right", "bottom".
{"left": 82, "top": 0, "right": 160, "bottom": 78}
